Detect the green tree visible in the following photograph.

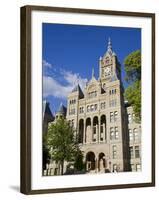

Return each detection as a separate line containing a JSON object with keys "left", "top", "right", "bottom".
{"left": 124, "top": 50, "right": 141, "bottom": 120}
{"left": 46, "top": 118, "right": 82, "bottom": 175}
{"left": 124, "top": 50, "right": 141, "bottom": 83}
{"left": 74, "top": 150, "right": 84, "bottom": 171}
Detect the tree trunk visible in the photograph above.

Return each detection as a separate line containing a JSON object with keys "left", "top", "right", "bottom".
{"left": 61, "top": 160, "right": 64, "bottom": 175}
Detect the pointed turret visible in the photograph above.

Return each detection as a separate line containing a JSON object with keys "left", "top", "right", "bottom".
{"left": 42, "top": 100, "right": 54, "bottom": 135}
{"left": 55, "top": 102, "right": 67, "bottom": 120}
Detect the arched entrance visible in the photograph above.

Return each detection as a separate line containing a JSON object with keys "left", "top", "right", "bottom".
{"left": 86, "top": 151, "right": 96, "bottom": 171}
{"left": 98, "top": 152, "right": 106, "bottom": 172}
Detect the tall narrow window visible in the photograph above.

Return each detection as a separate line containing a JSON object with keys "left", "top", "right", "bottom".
{"left": 110, "top": 127, "right": 114, "bottom": 140}
{"left": 129, "top": 146, "right": 134, "bottom": 159}
{"left": 112, "top": 145, "right": 117, "bottom": 159}
{"left": 101, "top": 124, "right": 103, "bottom": 134}
{"left": 115, "top": 127, "right": 119, "bottom": 139}
{"left": 114, "top": 111, "right": 118, "bottom": 121}
{"left": 135, "top": 146, "right": 140, "bottom": 158}
{"left": 110, "top": 112, "right": 114, "bottom": 122}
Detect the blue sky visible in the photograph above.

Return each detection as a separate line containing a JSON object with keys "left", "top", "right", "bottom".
{"left": 42, "top": 23, "right": 141, "bottom": 114}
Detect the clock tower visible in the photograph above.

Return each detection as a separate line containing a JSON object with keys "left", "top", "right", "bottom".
{"left": 99, "top": 38, "right": 121, "bottom": 86}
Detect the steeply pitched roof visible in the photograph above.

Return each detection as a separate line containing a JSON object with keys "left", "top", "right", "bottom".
{"left": 71, "top": 84, "right": 84, "bottom": 98}
{"left": 57, "top": 103, "right": 67, "bottom": 115}
{"left": 43, "top": 100, "right": 54, "bottom": 122}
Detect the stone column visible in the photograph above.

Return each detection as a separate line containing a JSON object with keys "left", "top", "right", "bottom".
{"left": 96, "top": 124, "right": 98, "bottom": 142}
{"left": 91, "top": 118, "right": 93, "bottom": 142}
{"left": 98, "top": 118, "right": 101, "bottom": 143}
{"left": 103, "top": 123, "right": 106, "bottom": 142}
{"left": 95, "top": 156, "right": 98, "bottom": 172}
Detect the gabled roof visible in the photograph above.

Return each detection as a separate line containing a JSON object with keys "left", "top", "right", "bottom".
{"left": 71, "top": 84, "right": 84, "bottom": 98}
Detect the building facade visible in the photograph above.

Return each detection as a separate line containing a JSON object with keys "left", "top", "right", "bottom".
{"left": 126, "top": 106, "right": 142, "bottom": 172}
{"left": 43, "top": 38, "right": 141, "bottom": 175}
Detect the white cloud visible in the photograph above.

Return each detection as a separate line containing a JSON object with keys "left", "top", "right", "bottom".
{"left": 42, "top": 60, "right": 52, "bottom": 68}
{"left": 43, "top": 70, "right": 88, "bottom": 99}
{"left": 61, "top": 70, "right": 88, "bottom": 90}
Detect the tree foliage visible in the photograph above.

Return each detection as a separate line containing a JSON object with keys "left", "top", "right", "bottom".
{"left": 74, "top": 150, "right": 85, "bottom": 171}
{"left": 124, "top": 80, "right": 141, "bottom": 120}
{"left": 124, "top": 50, "right": 141, "bottom": 120}
{"left": 124, "top": 50, "right": 141, "bottom": 83}
{"left": 46, "top": 118, "right": 82, "bottom": 175}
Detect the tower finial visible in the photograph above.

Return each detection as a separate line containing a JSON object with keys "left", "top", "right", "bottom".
{"left": 92, "top": 67, "right": 95, "bottom": 78}
{"left": 107, "top": 37, "right": 112, "bottom": 53}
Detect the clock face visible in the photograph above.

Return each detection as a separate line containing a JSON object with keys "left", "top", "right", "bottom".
{"left": 104, "top": 67, "right": 111, "bottom": 76}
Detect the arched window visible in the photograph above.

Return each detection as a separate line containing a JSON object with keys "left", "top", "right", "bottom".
{"left": 135, "top": 146, "right": 140, "bottom": 158}
{"left": 134, "top": 128, "right": 138, "bottom": 141}
{"left": 90, "top": 105, "right": 94, "bottom": 111}
{"left": 110, "top": 112, "right": 114, "bottom": 122}
{"left": 114, "top": 111, "right": 118, "bottom": 121}
{"left": 115, "top": 127, "right": 119, "bottom": 139}
{"left": 110, "top": 127, "right": 114, "bottom": 140}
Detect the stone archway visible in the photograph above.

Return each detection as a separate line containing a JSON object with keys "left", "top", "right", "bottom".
{"left": 86, "top": 151, "right": 96, "bottom": 171}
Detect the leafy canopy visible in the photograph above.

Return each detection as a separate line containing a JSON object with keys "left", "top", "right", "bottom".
{"left": 124, "top": 50, "right": 141, "bottom": 83}
{"left": 124, "top": 50, "right": 141, "bottom": 120}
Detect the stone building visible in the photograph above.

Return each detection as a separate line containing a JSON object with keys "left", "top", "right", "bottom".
{"left": 66, "top": 38, "right": 141, "bottom": 173}
{"left": 43, "top": 38, "right": 141, "bottom": 175}
{"left": 126, "top": 105, "right": 142, "bottom": 172}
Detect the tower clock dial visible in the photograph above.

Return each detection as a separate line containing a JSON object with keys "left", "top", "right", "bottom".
{"left": 104, "top": 66, "right": 111, "bottom": 76}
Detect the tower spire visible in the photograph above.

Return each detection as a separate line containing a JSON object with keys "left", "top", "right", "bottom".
{"left": 92, "top": 67, "right": 95, "bottom": 78}
{"left": 107, "top": 37, "right": 112, "bottom": 53}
